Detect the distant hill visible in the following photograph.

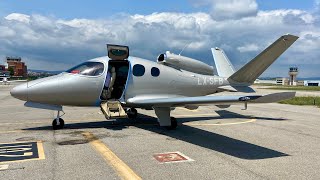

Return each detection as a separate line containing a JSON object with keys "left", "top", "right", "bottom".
{"left": 298, "top": 77, "right": 320, "bottom": 81}
{"left": 28, "top": 69, "right": 63, "bottom": 74}
{"left": 260, "top": 77, "right": 320, "bottom": 81}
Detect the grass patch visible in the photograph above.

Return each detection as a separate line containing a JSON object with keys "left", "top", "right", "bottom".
{"left": 262, "top": 86, "right": 320, "bottom": 91}
{"left": 279, "top": 97, "right": 320, "bottom": 107}
{"left": 253, "top": 83, "right": 277, "bottom": 86}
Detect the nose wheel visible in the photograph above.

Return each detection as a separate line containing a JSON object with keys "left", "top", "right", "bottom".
{"left": 52, "top": 110, "right": 65, "bottom": 130}
{"left": 52, "top": 118, "right": 65, "bottom": 130}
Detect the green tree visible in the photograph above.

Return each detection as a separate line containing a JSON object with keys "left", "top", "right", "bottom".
{"left": 8, "top": 67, "right": 14, "bottom": 76}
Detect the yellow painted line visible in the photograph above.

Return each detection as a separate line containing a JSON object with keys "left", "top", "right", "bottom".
{"left": 0, "top": 164, "right": 9, "bottom": 170}
{"left": 184, "top": 119, "right": 256, "bottom": 126}
{"left": 0, "top": 121, "right": 51, "bottom": 125}
{"left": 176, "top": 107, "right": 200, "bottom": 112}
{"left": 0, "top": 119, "right": 103, "bottom": 125}
{"left": 82, "top": 132, "right": 141, "bottom": 180}
{"left": 37, "top": 141, "right": 45, "bottom": 160}
{"left": 173, "top": 113, "right": 218, "bottom": 118}
{"left": 0, "top": 130, "right": 26, "bottom": 134}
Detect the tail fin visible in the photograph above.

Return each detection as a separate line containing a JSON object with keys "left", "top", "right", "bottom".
{"left": 211, "top": 47, "right": 235, "bottom": 77}
{"left": 228, "top": 34, "right": 299, "bottom": 85}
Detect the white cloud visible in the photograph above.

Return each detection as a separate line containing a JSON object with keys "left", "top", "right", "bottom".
{"left": 0, "top": 8, "right": 319, "bottom": 77}
{"left": 190, "top": 0, "right": 258, "bottom": 20}
{"left": 237, "top": 44, "right": 260, "bottom": 52}
{"left": 211, "top": 0, "right": 258, "bottom": 20}
{"left": 5, "top": 13, "right": 30, "bottom": 23}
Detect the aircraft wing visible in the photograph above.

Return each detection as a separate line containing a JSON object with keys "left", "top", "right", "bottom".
{"left": 127, "top": 92, "right": 295, "bottom": 107}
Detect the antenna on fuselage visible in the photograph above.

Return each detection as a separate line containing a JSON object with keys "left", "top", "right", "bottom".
{"left": 178, "top": 42, "right": 192, "bottom": 56}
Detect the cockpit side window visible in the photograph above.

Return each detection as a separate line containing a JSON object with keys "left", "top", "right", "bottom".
{"left": 66, "top": 62, "right": 104, "bottom": 76}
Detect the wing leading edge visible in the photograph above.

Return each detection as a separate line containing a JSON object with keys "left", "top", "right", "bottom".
{"left": 127, "top": 92, "right": 295, "bottom": 107}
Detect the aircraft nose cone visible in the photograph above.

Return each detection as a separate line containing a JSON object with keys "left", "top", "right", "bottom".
{"left": 10, "top": 83, "right": 28, "bottom": 101}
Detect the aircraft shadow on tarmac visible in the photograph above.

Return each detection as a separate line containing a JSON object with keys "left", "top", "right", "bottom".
{"left": 24, "top": 110, "right": 288, "bottom": 160}
{"left": 215, "top": 110, "right": 287, "bottom": 121}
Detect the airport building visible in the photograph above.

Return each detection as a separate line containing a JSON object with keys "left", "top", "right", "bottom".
{"left": 255, "top": 67, "right": 313, "bottom": 86}
{"left": 0, "top": 65, "right": 10, "bottom": 77}
{"left": 288, "top": 67, "right": 298, "bottom": 85}
{"left": 6, "top": 57, "right": 28, "bottom": 77}
{"left": 304, "top": 80, "right": 320, "bottom": 86}
{"left": 276, "top": 77, "right": 289, "bottom": 85}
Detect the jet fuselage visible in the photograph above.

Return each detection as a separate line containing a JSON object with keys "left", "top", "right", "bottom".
{"left": 11, "top": 56, "right": 228, "bottom": 107}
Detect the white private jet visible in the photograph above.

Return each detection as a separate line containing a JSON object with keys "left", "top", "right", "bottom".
{"left": 0, "top": 77, "right": 9, "bottom": 85}
{"left": 1, "top": 76, "right": 28, "bottom": 85}
{"left": 10, "top": 34, "right": 298, "bottom": 130}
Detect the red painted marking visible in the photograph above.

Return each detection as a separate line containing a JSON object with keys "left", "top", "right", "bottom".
{"left": 71, "top": 70, "right": 80, "bottom": 74}
{"left": 153, "top": 152, "right": 188, "bottom": 163}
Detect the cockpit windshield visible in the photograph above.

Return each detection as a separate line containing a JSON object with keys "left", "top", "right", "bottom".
{"left": 66, "top": 62, "right": 104, "bottom": 76}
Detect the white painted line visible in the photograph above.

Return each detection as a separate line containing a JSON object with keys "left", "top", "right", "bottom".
{"left": 0, "top": 164, "right": 9, "bottom": 170}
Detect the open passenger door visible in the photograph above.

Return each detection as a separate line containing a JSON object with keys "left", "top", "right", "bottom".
{"left": 107, "top": 44, "right": 129, "bottom": 60}
{"left": 100, "top": 44, "right": 130, "bottom": 119}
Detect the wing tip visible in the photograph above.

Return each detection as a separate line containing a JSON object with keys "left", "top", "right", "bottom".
{"left": 283, "top": 34, "right": 299, "bottom": 41}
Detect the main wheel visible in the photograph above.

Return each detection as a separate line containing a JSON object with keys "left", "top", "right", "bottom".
{"left": 165, "top": 117, "right": 177, "bottom": 130}
{"left": 52, "top": 118, "right": 65, "bottom": 130}
{"left": 127, "top": 108, "right": 138, "bottom": 119}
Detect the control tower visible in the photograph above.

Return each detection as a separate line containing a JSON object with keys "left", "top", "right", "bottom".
{"left": 288, "top": 67, "right": 298, "bottom": 86}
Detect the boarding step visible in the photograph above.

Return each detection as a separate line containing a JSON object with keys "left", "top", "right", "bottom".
{"left": 100, "top": 100, "right": 127, "bottom": 119}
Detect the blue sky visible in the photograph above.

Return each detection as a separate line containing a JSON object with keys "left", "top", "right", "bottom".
{"left": 0, "top": 1, "right": 316, "bottom": 18}
{"left": 0, "top": 0, "right": 319, "bottom": 77}
{"left": 0, "top": 1, "right": 196, "bottom": 18}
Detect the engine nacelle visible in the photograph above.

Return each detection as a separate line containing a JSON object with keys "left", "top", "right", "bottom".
{"left": 157, "top": 51, "right": 214, "bottom": 75}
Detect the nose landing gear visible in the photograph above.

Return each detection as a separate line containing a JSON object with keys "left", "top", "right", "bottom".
{"left": 52, "top": 110, "right": 65, "bottom": 130}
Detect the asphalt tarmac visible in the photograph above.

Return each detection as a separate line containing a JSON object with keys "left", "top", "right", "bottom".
{"left": 1, "top": 83, "right": 320, "bottom": 179}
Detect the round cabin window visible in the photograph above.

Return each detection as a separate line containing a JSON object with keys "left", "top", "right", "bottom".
{"left": 151, "top": 67, "right": 160, "bottom": 77}
{"left": 132, "top": 64, "right": 145, "bottom": 77}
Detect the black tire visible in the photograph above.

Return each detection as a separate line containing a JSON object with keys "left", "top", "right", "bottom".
{"left": 127, "top": 108, "right": 138, "bottom": 119}
{"left": 165, "top": 117, "right": 177, "bottom": 130}
{"left": 52, "top": 118, "right": 65, "bottom": 130}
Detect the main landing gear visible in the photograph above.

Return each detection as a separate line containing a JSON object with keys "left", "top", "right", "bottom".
{"left": 52, "top": 110, "right": 65, "bottom": 130}
{"left": 153, "top": 107, "right": 178, "bottom": 130}
{"left": 127, "top": 107, "right": 177, "bottom": 130}
{"left": 126, "top": 108, "right": 138, "bottom": 119}
{"left": 165, "top": 117, "right": 177, "bottom": 130}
